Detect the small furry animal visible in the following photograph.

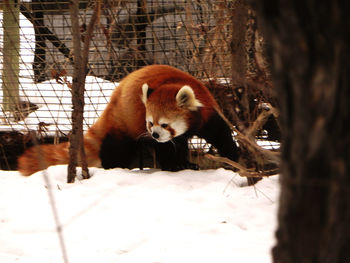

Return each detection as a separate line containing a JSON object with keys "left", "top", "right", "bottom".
{"left": 18, "top": 65, "right": 239, "bottom": 176}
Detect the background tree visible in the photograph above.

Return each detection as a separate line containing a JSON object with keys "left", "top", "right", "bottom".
{"left": 2, "top": 0, "right": 20, "bottom": 112}
{"left": 68, "top": 0, "right": 101, "bottom": 183}
{"left": 250, "top": 1, "right": 350, "bottom": 262}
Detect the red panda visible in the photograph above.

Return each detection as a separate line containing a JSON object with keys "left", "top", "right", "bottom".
{"left": 17, "top": 65, "right": 239, "bottom": 176}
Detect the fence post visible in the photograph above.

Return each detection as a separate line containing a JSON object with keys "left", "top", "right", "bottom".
{"left": 2, "top": 0, "right": 20, "bottom": 112}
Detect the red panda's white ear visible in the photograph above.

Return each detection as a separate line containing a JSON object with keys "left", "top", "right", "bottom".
{"left": 176, "top": 85, "right": 203, "bottom": 111}
{"left": 141, "top": 83, "right": 151, "bottom": 105}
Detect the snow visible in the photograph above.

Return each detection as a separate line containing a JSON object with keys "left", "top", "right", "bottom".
{"left": 0, "top": 167, "right": 279, "bottom": 263}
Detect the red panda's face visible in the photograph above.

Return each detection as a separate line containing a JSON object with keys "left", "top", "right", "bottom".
{"left": 142, "top": 83, "right": 203, "bottom": 143}
{"left": 145, "top": 114, "right": 188, "bottom": 143}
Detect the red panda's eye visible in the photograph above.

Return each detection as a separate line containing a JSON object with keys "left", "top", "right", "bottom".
{"left": 161, "top": 123, "right": 168, "bottom": 128}
{"left": 149, "top": 121, "right": 153, "bottom": 127}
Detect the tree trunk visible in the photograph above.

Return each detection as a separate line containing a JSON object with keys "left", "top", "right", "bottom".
{"left": 32, "top": 0, "right": 46, "bottom": 82}
{"left": 68, "top": 0, "right": 99, "bottom": 183}
{"left": 231, "top": 0, "right": 248, "bottom": 130}
{"left": 135, "top": 0, "right": 148, "bottom": 68}
{"left": 2, "top": 0, "right": 20, "bottom": 112}
{"left": 251, "top": 1, "right": 350, "bottom": 262}
{"left": 68, "top": 0, "right": 84, "bottom": 183}
{"left": 231, "top": 1, "right": 263, "bottom": 185}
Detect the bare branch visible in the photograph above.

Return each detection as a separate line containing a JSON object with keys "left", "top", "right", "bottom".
{"left": 205, "top": 154, "right": 279, "bottom": 177}
{"left": 214, "top": 105, "right": 280, "bottom": 165}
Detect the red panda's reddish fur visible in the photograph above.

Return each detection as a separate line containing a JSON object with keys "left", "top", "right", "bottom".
{"left": 18, "top": 65, "right": 221, "bottom": 176}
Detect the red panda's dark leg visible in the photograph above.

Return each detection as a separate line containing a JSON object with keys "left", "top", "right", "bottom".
{"left": 99, "top": 133, "right": 138, "bottom": 169}
{"left": 197, "top": 113, "right": 239, "bottom": 162}
{"left": 153, "top": 135, "right": 198, "bottom": 171}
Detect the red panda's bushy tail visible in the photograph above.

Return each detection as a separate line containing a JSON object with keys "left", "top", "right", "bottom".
{"left": 18, "top": 142, "right": 70, "bottom": 176}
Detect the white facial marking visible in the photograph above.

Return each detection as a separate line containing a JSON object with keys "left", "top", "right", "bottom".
{"left": 159, "top": 117, "right": 170, "bottom": 127}
{"left": 170, "top": 118, "right": 188, "bottom": 137}
{"left": 146, "top": 115, "right": 153, "bottom": 125}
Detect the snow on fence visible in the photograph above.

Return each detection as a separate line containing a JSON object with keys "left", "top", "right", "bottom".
{"left": 0, "top": 75, "right": 115, "bottom": 135}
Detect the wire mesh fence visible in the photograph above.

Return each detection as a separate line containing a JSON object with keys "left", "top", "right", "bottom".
{"left": 0, "top": 0, "right": 280, "bottom": 172}
{"left": 1, "top": 0, "right": 235, "bottom": 131}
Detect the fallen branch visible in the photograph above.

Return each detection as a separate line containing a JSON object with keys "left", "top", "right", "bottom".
{"left": 205, "top": 153, "right": 279, "bottom": 177}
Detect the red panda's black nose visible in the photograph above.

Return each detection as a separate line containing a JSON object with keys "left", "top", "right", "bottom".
{"left": 152, "top": 132, "right": 160, "bottom": 139}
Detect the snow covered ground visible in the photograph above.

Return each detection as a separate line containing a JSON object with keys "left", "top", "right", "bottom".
{"left": 0, "top": 167, "right": 279, "bottom": 263}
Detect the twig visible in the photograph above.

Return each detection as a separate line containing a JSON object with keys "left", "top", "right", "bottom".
{"left": 246, "top": 103, "right": 279, "bottom": 137}
{"left": 205, "top": 153, "right": 279, "bottom": 177}
{"left": 214, "top": 105, "right": 281, "bottom": 164}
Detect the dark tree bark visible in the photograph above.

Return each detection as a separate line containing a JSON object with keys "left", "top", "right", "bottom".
{"left": 231, "top": 0, "right": 248, "bottom": 130}
{"left": 251, "top": 1, "right": 350, "bottom": 262}
{"left": 68, "top": 0, "right": 85, "bottom": 183}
